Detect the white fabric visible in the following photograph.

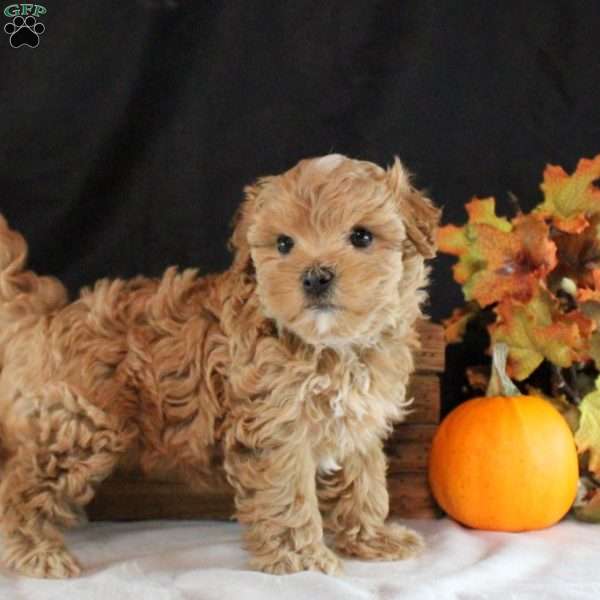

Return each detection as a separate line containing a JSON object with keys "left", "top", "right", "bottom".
{"left": 1, "top": 517, "right": 599, "bottom": 599}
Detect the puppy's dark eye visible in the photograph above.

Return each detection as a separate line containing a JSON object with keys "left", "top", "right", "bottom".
{"left": 350, "top": 227, "right": 373, "bottom": 248}
{"left": 277, "top": 234, "right": 294, "bottom": 255}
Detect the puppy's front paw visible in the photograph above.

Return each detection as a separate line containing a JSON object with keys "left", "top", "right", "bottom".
{"left": 256, "top": 542, "right": 343, "bottom": 575}
{"left": 5, "top": 544, "right": 81, "bottom": 579}
{"left": 336, "top": 523, "right": 424, "bottom": 561}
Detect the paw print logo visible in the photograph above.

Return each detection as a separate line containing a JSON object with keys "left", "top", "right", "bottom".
{"left": 4, "top": 15, "right": 45, "bottom": 48}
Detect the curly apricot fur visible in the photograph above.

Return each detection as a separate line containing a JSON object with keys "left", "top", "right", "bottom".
{"left": 0, "top": 155, "right": 438, "bottom": 577}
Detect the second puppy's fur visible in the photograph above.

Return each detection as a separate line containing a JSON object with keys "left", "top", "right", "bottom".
{"left": 0, "top": 155, "right": 439, "bottom": 578}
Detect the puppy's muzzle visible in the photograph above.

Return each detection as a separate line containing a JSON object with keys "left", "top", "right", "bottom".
{"left": 302, "top": 266, "right": 335, "bottom": 298}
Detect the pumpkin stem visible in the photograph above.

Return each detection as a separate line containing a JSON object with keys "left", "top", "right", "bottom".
{"left": 487, "top": 343, "right": 521, "bottom": 397}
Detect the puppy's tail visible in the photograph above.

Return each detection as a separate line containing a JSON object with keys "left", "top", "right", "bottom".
{"left": 0, "top": 214, "right": 68, "bottom": 363}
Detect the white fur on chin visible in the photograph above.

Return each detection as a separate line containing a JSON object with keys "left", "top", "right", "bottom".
{"left": 313, "top": 309, "right": 336, "bottom": 335}
{"left": 318, "top": 455, "right": 342, "bottom": 473}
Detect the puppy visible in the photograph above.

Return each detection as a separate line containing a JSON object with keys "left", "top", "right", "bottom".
{"left": 0, "top": 155, "right": 439, "bottom": 578}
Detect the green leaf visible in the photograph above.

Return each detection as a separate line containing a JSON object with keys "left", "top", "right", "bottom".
{"left": 437, "top": 198, "right": 511, "bottom": 289}
{"left": 588, "top": 332, "right": 600, "bottom": 371}
{"left": 464, "top": 197, "right": 513, "bottom": 232}
{"left": 574, "top": 376, "right": 600, "bottom": 476}
{"left": 535, "top": 155, "right": 600, "bottom": 233}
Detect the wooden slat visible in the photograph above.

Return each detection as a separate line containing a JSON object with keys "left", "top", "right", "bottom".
{"left": 404, "top": 374, "right": 440, "bottom": 424}
{"left": 387, "top": 472, "right": 441, "bottom": 518}
{"left": 385, "top": 424, "right": 436, "bottom": 472}
{"left": 88, "top": 480, "right": 235, "bottom": 521}
{"left": 388, "top": 424, "right": 437, "bottom": 444}
{"left": 89, "top": 471, "right": 443, "bottom": 521}
{"left": 386, "top": 444, "right": 433, "bottom": 474}
{"left": 414, "top": 321, "right": 445, "bottom": 374}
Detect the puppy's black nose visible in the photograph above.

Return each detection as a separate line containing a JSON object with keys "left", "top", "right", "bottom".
{"left": 302, "top": 267, "right": 335, "bottom": 297}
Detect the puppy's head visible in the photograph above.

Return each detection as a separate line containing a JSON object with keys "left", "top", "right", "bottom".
{"left": 230, "top": 155, "right": 439, "bottom": 345}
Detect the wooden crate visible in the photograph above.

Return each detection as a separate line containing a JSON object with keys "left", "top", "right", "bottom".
{"left": 385, "top": 320, "right": 444, "bottom": 518}
{"left": 88, "top": 320, "right": 444, "bottom": 521}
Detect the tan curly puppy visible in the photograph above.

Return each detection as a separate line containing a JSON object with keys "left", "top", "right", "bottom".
{"left": 0, "top": 155, "right": 439, "bottom": 578}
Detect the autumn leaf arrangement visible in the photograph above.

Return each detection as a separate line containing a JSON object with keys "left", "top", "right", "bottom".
{"left": 439, "top": 154, "right": 600, "bottom": 522}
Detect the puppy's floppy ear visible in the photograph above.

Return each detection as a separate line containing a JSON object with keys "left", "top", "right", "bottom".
{"left": 386, "top": 157, "right": 441, "bottom": 258}
{"left": 229, "top": 178, "right": 269, "bottom": 275}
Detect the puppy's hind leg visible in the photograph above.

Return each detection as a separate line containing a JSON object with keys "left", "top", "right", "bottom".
{"left": 0, "top": 383, "right": 135, "bottom": 578}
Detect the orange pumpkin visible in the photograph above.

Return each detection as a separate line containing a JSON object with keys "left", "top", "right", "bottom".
{"left": 429, "top": 392, "right": 579, "bottom": 532}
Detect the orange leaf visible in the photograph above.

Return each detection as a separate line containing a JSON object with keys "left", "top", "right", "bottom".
{"left": 490, "top": 290, "right": 594, "bottom": 380}
{"left": 442, "top": 304, "right": 479, "bottom": 343}
{"left": 466, "top": 214, "right": 557, "bottom": 307}
{"left": 577, "top": 269, "right": 600, "bottom": 302}
{"left": 551, "top": 214, "right": 600, "bottom": 292}
{"left": 438, "top": 199, "right": 555, "bottom": 307}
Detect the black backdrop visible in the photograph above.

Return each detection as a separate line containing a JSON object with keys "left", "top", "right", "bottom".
{"left": 1, "top": 1, "right": 600, "bottom": 405}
